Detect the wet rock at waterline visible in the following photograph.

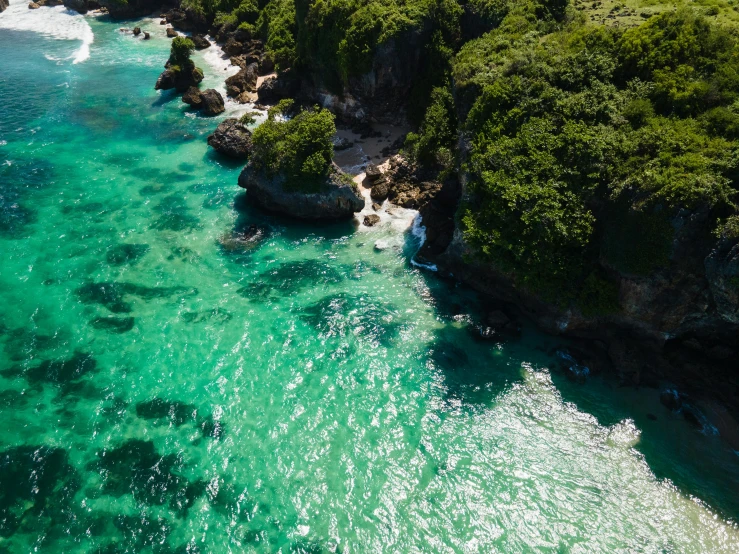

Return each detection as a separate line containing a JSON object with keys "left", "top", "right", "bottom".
{"left": 182, "top": 88, "right": 224, "bottom": 115}
{"left": 155, "top": 65, "right": 204, "bottom": 93}
{"left": 218, "top": 224, "right": 267, "bottom": 252}
{"left": 238, "top": 163, "right": 364, "bottom": 220}
{"left": 363, "top": 214, "right": 381, "bottom": 227}
{"left": 166, "top": 27, "right": 178, "bottom": 38}
{"left": 207, "top": 118, "right": 252, "bottom": 159}
{"left": 191, "top": 34, "right": 211, "bottom": 49}
{"left": 225, "top": 63, "right": 258, "bottom": 102}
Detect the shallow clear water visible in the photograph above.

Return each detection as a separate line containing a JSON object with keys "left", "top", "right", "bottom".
{"left": 1, "top": 5, "right": 739, "bottom": 553}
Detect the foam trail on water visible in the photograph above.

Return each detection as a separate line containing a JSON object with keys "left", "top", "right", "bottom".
{"left": 0, "top": 0, "right": 94, "bottom": 64}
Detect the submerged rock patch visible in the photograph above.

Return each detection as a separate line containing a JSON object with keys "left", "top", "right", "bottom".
{"left": 89, "top": 316, "right": 135, "bottom": 334}
{"left": 89, "top": 439, "right": 204, "bottom": 515}
{"left": 0, "top": 445, "right": 80, "bottom": 539}
{"left": 106, "top": 243, "right": 150, "bottom": 266}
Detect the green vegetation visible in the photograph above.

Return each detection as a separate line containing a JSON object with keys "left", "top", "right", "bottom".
{"left": 183, "top": 0, "right": 739, "bottom": 312}
{"left": 169, "top": 36, "right": 196, "bottom": 69}
{"left": 404, "top": 86, "right": 458, "bottom": 169}
{"left": 453, "top": 6, "right": 739, "bottom": 303}
{"left": 250, "top": 104, "right": 336, "bottom": 190}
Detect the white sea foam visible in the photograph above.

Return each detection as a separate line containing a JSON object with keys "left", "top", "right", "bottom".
{"left": 0, "top": 0, "right": 93, "bottom": 64}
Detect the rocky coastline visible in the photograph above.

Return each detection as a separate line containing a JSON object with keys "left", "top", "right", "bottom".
{"left": 25, "top": 1, "right": 738, "bottom": 431}
{"left": 369, "top": 156, "right": 739, "bottom": 434}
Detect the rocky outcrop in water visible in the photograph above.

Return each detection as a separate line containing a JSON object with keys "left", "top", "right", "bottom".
{"left": 182, "top": 88, "right": 224, "bottom": 115}
{"left": 238, "top": 163, "right": 363, "bottom": 220}
{"left": 191, "top": 34, "right": 211, "bottom": 50}
{"left": 0, "top": 0, "right": 8, "bottom": 12}
{"left": 207, "top": 119, "right": 253, "bottom": 159}
{"left": 155, "top": 64, "right": 204, "bottom": 93}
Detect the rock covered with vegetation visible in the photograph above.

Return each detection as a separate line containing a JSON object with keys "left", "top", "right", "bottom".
{"left": 155, "top": 36, "right": 204, "bottom": 92}
{"left": 238, "top": 102, "right": 364, "bottom": 219}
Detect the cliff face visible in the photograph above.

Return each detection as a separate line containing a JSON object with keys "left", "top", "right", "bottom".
{"left": 301, "top": 25, "right": 431, "bottom": 125}
{"left": 427, "top": 173, "right": 739, "bottom": 405}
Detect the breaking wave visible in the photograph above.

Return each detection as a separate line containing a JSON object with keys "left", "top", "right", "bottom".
{"left": 0, "top": 0, "right": 93, "bottom": 64}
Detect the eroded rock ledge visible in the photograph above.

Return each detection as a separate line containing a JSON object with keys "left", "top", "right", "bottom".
{"left": 238, "top": 163, "right": 364, "bottom": 220}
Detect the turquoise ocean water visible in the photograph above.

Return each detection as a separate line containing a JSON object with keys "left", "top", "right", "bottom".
{"left": 1, "top": 4, "right": 739, "bottom": 552}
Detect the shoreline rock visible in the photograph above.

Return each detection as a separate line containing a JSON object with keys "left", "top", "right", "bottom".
{"left": 207, "top": 119, "right": 253, "bottom": 159}
{"left": 225, "top": 63, "right": 258, "bottom": 102}
{"left": 182, "top": 88, "right": 225, "bottom": 116}
{"left": 238, "top": 163, "right": 364, "bottom": 220}
{"left": 155, "top": 64, "right": 204, "bottom": 93}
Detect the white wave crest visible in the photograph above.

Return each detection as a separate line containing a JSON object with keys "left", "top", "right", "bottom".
{"left": 0, "top": 0, "right": 94, "bottom": 64}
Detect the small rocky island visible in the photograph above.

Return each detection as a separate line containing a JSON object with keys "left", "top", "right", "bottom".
{"left": 155, "top": 36, "right": 203, "bottom": 93}
{"left": 237, "top": 103, "right": 363, "bottom": 220}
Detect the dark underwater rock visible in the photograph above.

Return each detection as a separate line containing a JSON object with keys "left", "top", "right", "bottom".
{"left": 660, "top": 389, "right": 683, "bottom": 411}
{"left": 136, "top": 398, "right": 198, "bottom": 426}
{"left": 238, "top": 163, "right": 364, "bottom": 220}
{"left": 90, "top": 439, "right": 204, "bottom": 514}
{"left": 89, "top": 316, "right": 135, "bottom": 334}
{"left": 106, "top": 243, "right": 149, "bottom": 266}
{"left": 207, "top": 118, "right": 253, "bottom": 159}
{"left": 0, "top": 445, "right": 80, "bottom": 539}
{"left": 1, "top": 352, "right": 97, "bottom": 387}
{"left": 218, "top": 224, "right": 265, "bottom": 252}
{"left": 76, "top": 282, "right": 198, "bottom": 313}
